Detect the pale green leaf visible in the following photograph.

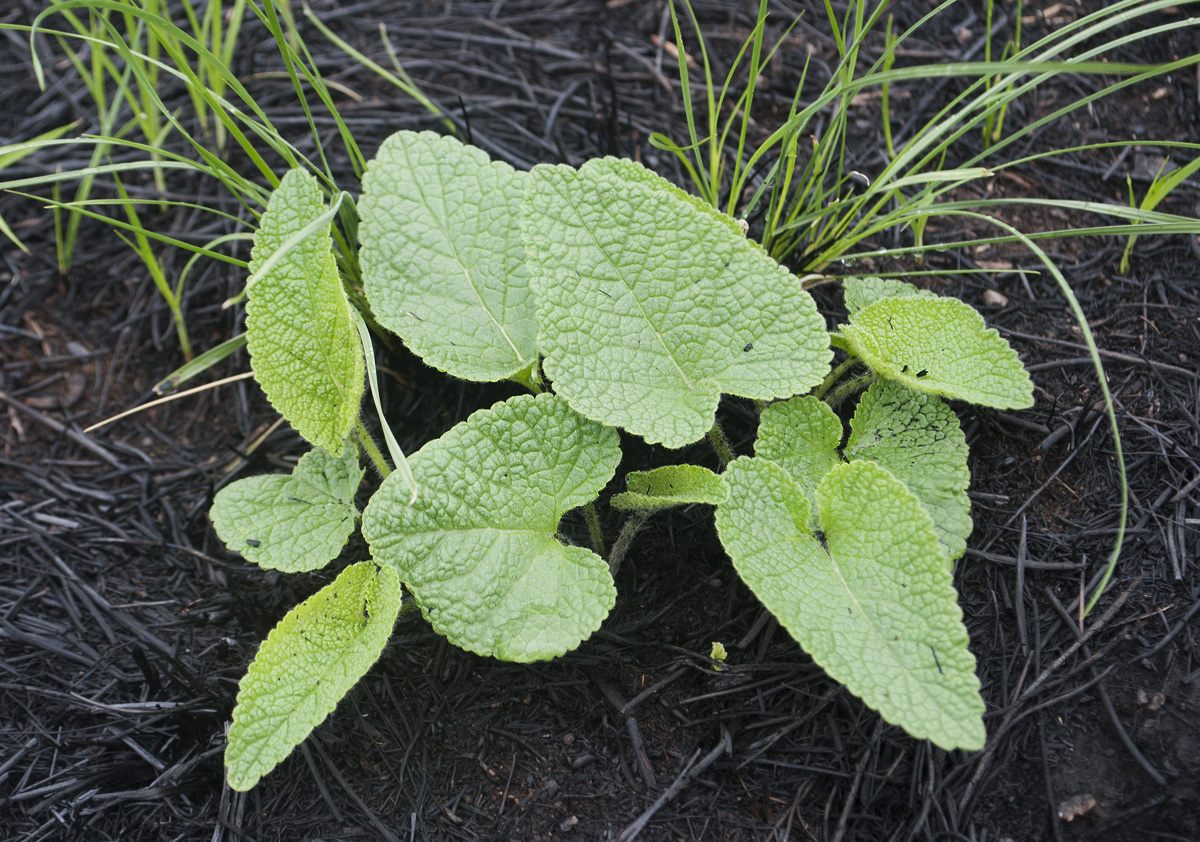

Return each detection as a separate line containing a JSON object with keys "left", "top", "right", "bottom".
{"left": 362, "top": 393, "right": 620, "bottom": 662}
{"left": 359, "top": 131, "right": 536, "bottom": 382}
{"left": 716, "top": 459, "right": 985, "bottom": 751}
{"left": 522, "top": 157, "right": 830, "bottom": 447}
{"left": 226, "top": 561, "right": 402, "bottom": 791}
{"left": 843, "top": 276, "right": 937, "bottom": 316}
{"left": 210, "top": 446, "right": 363, "bottom": 573}
{"left": 847, "top": 381, "right": 971, "bottom": 561}
{"left": 247, "top": 169, "right": 364, "bottom": 453}
{"left": 840, "top": 296, "right": 1033, "bottom": 409}
{"left": 611, "top": 464, "right": 727, "bottom": 511}
{"left": 755, "top": 396, "right": 844, "bottom": 524}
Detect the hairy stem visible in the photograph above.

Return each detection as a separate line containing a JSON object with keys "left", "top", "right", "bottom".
{"left": 584, "top": 502, "right": 605, "bottom": 557}
{"left": 355, "top": 418, "right": 391, "bottom": 479}
{"left": 813, "top": 354, "right": 861, "bottom": 399}
{"left": 707, "top": 422, "right": 735, "bottom": 469}
{"left": 824, "top": 373, "right": 876, "bottom": 408}
{"left": 608, "top": 511, "right": 651, "bottom": 578}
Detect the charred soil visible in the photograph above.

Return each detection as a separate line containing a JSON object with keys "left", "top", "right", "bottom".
{"left": 1, "top": 1, "right": 1198, "bottom": 840}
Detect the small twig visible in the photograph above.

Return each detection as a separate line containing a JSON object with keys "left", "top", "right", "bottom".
{"left": 831, "top": 722, "right": 879, "bottom": 842}
{"left": 959, "top": 576, "right": 1140, "bottom": 811}
{"left": 617, "top": 726, "right": 732, "bottom": 842}
{"left": 1044, "top": 589, "right": 1167, "bottom": 787}
{"left": 1016, "top": 516, "right": 1029, "bottom": 654}
{"left": 0, "top": 388, "right": 124, "bottom": 468}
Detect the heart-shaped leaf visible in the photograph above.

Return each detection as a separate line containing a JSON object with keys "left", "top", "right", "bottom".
{"left": 210, "top": 446, "right": 363, "bottom": 573}
{"left": 522, "top": 157, "right": 830, "bottom": 447}
{"left": 716, "top": 458, "right": 985, "bottom": 751}
{"left": 363, "top": 393, "right": 620, "bottom": 662}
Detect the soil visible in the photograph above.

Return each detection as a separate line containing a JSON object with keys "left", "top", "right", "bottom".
{"left": 2, "top": 1, "right": 1198, "bottom": 840}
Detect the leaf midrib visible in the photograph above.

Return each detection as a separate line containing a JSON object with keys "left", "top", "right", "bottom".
{"left": 401, "top": 142, "right": 526, "bottom": 366}
{"left": 547, "top": 169, "right": 695, "bottom": 391}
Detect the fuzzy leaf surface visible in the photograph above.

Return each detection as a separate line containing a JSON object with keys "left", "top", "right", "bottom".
{"left": 755, "top": 395, "right": 844, "bottom": 524}
{"left": 839, "top": 296, "right": 1033, "bottom": 409}
{"left": 611, "top": 464, "right": 727, "bottom": 511}
{"left": 716, "top": 459, "right": 985, "bottom": 750}
{"left": 846, "top": 381, "right": 971, "bottom": 561}
{"left": 247, "top": 169, "right": 364, "bottom": 452}
{"left": 360, "top": 131, "right": 535, "bottom": 382}
{"left": 522, "top": 157, "right": 830, "bottom": 447}
{"left": 211, "top": 447, "right": 363, "bottom": 572}
{"left": 843, "top": 277, "right": 938, "bottom": 316}
{"left": 225, "top": 561, "right": 402, "bottom": 791}
{"left": 362, "top": 393, "right": 620, "bottom": 662}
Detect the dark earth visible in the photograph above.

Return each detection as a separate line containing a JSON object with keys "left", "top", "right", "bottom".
{"left": 2, "top": 1, "right": 1199, "bottom": 840}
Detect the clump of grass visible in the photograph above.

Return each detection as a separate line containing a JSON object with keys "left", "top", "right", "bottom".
{"left": 1, "top": 0, "right": 445, "bottom": 359}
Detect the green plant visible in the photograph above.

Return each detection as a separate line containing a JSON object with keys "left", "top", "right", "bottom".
{"left": 0, "top": 122, "right": 79, "bottom": 251}
{"left": 208, "top": 131, "right": 1036, "bottom": 791}
{"left": 1119, "top": 148, "right": 1200, "bottom": 273}
{"left": 24, "top": 0, "right": 1197, "bottom": 796}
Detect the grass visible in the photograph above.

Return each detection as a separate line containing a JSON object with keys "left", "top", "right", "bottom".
{"left": 1, "top": 0, "right": 444, "bottom": 358}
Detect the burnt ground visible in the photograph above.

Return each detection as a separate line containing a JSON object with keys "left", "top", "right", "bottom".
{"left": 1, "top": 1, "right": 1198, "bottom": 840}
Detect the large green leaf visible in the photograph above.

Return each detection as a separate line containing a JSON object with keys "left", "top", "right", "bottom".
{"left": 247, "top": 169, "right": 364, "bottom": 453}
{"left": 846, "top": 381, "right": 971, "bottom": 561}
{"left": 839, "top": 296, "right": 1033, "bottom": 409}
{"left": 359, "top": 131, "right": 536, "bottom": 382}
{"left": 610, "top": 464, "right": 727, "bottom": 511}
{"left": 226, "top": 561, "right": 402, "bottom": 791}
{"left": 716, "top": 458, "right": 985, "bottom": 751}
{"left": 210, "top": 446, "right": 363, "bottom": 573}
{"left": 522, "top": 157, "right": 830, "bottom": 447}
{"left": 362, "top": 393, "right": 620, "bottom": 662}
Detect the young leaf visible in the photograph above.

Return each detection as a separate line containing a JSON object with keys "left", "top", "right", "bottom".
{"left": 716, "top": 459, "right": 986, "bottom": 751}
{"left": 846, "top": 381, "right": 971, "bottom": 561}
{"left": 210, "top": 446, "right": 363, "bottom": 573}
{"left": 839, "top": 296, "right": 1033, "bottom": 409}
{"left": 225, "top": 561, "right": 402, "bottom": 791}
{"left": 610, "top": 464, "right": 727, "bottom": 511}
{"left": 755, "top": 395, "right": 844, "bottom": 522}
{"left": 843, "top": 276, "right": 938, "bottom": 316}
{"left": 359, "top": 130, "right": 536, "bottom": 382}
{"left": 247, "top": 169, "right": 364, "bottom": 453}
{"left": 362, "top": 393, "right": 621, "bottom": 662}
{"left": 522, "top": 157, "right": 830, "bottom": 447}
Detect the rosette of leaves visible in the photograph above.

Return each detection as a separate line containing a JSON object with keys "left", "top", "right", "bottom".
{"left": 211, "top": 128, "right": 1035, "bottom": 788}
